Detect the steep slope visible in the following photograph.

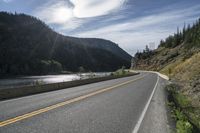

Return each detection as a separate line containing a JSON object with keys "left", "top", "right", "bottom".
{"left": 133, "top": 18, "right": 200, "bottom": 129}
{"left": 134, "top": 18, "right": 200, "bottom": 75}
{"left": 0, "top": 12, "right": 131, "bottom": 75}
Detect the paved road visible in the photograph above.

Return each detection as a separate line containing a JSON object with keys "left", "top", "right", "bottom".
{"left": 0, "top": 72, "right": 168, "bottom": 133}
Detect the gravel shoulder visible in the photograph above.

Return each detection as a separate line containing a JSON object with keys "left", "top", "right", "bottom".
{"left": 138, "top": 77, "right": 173, "bottom": 133}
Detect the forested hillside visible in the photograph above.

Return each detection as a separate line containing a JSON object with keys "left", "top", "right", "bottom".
{"left": 134, "top": 18, "right": 200, "bottom": 70}
{"left": 0, "top": 12, "right": 131, "bottom": 76}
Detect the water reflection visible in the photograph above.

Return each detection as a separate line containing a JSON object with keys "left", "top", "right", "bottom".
{"left": 0, "top": 72, "right": 110, "bottom": 89}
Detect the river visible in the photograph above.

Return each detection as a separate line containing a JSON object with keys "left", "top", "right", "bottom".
{"left": 0, "top": 72, "right": 111, "bottom": 89}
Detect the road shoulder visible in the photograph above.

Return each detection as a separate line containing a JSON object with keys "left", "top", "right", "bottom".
{"left": 138, "top": 77, "right": 172, "bottom": 133}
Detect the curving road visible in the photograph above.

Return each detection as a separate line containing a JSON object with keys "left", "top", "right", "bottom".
{"left": 0, "top": 72, "right": 169, "bottom": 133}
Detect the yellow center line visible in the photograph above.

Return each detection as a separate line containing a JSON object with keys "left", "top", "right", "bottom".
{"left": 0, "top": 76, "right": 144, "bottom": 127}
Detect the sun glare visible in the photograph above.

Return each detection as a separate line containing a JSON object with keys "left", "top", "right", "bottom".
{"left": 53, "top": 7, "right": 73, "bottom": 24}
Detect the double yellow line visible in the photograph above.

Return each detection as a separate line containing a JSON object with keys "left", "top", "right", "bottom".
{"left": 0, "top": 76, "right": 144, "bottom": 127}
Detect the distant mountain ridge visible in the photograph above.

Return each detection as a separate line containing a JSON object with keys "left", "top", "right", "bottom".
{"left": 0, "top": 12, "right": 131, "bottom": 75}
{"left": 66, "top": 37, "right": 131, "bottom": 62}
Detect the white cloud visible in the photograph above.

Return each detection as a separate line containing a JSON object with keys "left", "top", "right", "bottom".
{"left": 70, "top": 0, "right": 126, "bottom": 18}
{"left": 73, "top": 5, "right": 200, "bottom": 55}
{"left": 33, "top": 0, "right": 125, "bottom": 26}
{"left": 33, "top": 0, "right": 126, "bottom": 31}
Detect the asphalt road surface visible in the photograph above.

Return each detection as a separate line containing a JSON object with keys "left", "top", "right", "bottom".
{"left": 0, "top": 72, "right": 168, "bottom": 133}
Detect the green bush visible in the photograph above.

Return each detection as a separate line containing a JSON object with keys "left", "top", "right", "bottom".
{"left": 176, "top": 119, "right": 193, "bottom": 133}
{"left": 174, "top": 93, "right": 191, "bottom": 108}
{"left": 112, "top": 66, "right": 129, "bottom": 76}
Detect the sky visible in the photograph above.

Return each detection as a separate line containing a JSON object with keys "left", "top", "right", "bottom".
{"left": 0, "top": 0, "right": 200, "bottom": 55}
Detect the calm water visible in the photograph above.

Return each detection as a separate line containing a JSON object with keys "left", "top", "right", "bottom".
{"left": 0, "top": 72, "right": 110, "bottom": 89}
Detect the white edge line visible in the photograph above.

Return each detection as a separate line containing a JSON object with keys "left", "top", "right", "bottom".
{"left": 132, "top": 74, "right": 160, "bottom": 133}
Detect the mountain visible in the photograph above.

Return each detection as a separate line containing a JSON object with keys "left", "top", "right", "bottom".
{"left": 133, "top": 18, "right": 200, "bottom": 129}
{"left": 0, "top": 12, "right": 132, "bottom": 75}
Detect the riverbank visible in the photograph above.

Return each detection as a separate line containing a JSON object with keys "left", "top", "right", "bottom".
{"left": 0, "top": 72, "right": 139, "bottom": 101}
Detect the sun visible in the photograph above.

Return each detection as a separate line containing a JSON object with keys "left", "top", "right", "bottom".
{"left": 53, "top": 7, "right": 73, "bottom": 24}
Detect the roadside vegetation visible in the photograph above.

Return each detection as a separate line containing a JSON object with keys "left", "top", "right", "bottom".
{"left": 166, "top": 84, "right": 200, "bottom": 133}
{"left": 111, "top": 66, "right": 131, "bottom": 76}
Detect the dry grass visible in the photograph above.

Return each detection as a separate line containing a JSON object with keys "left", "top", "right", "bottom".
{"left": 173, "top": 53, "right": 200, "bottom": 81}
{"left": 159, "top": 59, "right": 183, "bottom": 77}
